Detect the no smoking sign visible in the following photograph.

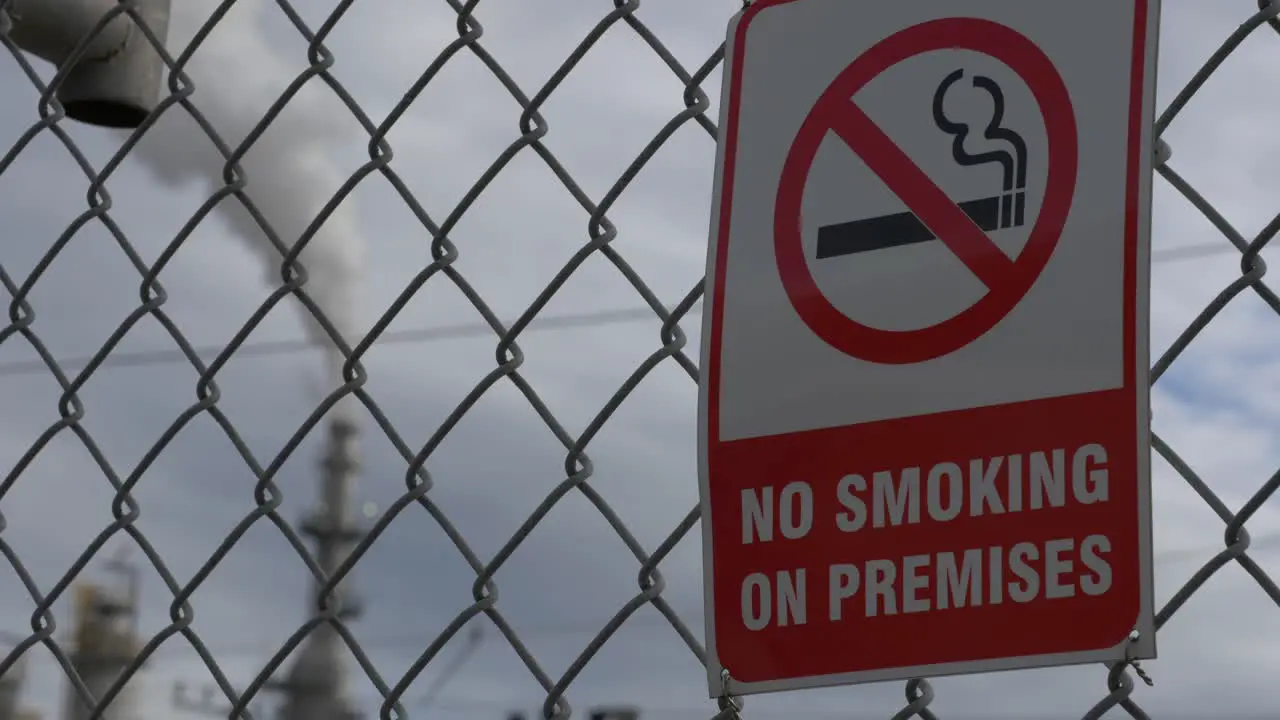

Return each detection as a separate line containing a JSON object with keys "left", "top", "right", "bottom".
{"left": 776, "top": 18, "right": 1076, "bottom": 365}
{"left": 698, "top": 0, "right": 1159, "bottom": 698}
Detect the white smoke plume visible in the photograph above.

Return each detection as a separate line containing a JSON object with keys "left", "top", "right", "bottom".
{"left": 127, "top": 0, "right": 365, "bottom": 419}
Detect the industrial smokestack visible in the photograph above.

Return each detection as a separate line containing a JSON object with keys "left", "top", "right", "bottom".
{"left": 124, "top": 4, "right": 373, "bottom": 715}
{"left": 114, "top": 4, "right": 369, "bottom": 717}
{"left": 277, "top": 403, "right": 365, "bottom": 720}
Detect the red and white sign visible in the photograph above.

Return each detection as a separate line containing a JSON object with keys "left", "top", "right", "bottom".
{"left": 698, "top": 0, "right": 1159, "bottom": 696}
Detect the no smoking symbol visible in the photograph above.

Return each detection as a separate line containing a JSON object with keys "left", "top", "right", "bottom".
{"left": 774, "top": 18, "right": 1079, "bottom": 365}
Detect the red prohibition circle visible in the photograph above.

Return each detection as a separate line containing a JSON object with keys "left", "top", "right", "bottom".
{"left": 774, "top": 18, "right": 1078, "bottom": 365}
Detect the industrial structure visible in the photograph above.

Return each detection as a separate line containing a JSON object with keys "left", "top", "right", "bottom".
{"left": 0, "top": 654, "right": 23, "bottom": 720}
{"left": 0, "top": 652, "right": 40, "bottom": 720}
{"left": 166, "top": 391, "right": 369, "bottom": 719}
{"left": 272, "top": 408, "right": 367, "bottom": 720}
{"left": 62, "top": 556, "right": 144, "bottom": 720}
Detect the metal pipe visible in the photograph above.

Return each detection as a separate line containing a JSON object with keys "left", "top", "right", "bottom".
{"left": 1, "top": 0, "right": 171, "bottom": 128}
{"left": 4, "top": 0, "right": 130, "bottom": 65}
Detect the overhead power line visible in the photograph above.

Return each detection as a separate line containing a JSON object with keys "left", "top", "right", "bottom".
{"left": 0, "top": 306, "right": 671, "bottom": 379}
{"left": 417, "top": 623, "right": 485, "bottom": 710}
{"left": 1151, "top": 241, "right": 1254, "bottom": 262}
{"left": 0, "top": 239, "right": 1256, "bottom": 381}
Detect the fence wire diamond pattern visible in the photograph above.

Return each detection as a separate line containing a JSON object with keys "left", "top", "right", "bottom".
{"left": 1, "top": 0, "right": 1280, "bottom": 718}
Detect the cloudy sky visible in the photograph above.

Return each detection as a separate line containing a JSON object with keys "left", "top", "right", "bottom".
{"left": 2, "top": 0, "right": 1280, "bottom": 719}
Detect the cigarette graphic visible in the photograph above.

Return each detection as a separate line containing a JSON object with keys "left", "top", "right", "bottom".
{"left": 816, "top": 191, "right": 1025, "bottom": 259}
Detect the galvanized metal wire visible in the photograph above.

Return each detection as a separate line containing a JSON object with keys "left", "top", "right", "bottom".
{"left": 1, "top": 0, "right": 1279, "bottom": 719}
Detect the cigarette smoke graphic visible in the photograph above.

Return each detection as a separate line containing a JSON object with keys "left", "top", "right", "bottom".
{"left": 933, "top": 68, "right": 1029, "bottom": 227}
{"left": 124, "top": 0, "right": 364, "bottom": 419}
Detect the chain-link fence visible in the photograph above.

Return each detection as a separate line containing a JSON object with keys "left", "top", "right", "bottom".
{"left": 1, "top": 0, "right": 1279, "bottom": 719}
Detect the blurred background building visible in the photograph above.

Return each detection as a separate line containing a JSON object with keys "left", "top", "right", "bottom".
{"left": 62, "top": 556, "right": 143, "bottom": 720}
{"left": 0, "top": 649, "right": 40, "bottom": 720}
{"left": 3, "top": 421, "right": 637, "bottom": 720}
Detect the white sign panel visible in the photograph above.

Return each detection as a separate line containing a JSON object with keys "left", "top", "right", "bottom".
{"left": 698, "top": 0, "right": 1159, "bottom": 697}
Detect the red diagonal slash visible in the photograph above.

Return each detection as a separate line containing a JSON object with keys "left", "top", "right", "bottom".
{"left": 826, "top": 97, "right": 1016, "bottom": 289}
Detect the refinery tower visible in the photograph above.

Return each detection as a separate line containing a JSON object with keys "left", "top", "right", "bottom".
{"left": 274, "top": 387, "right": 367, "bottom": 720}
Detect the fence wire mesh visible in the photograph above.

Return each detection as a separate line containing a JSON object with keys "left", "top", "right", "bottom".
{"left": 0, "top": 0, "right": 1278, "bottom": 719}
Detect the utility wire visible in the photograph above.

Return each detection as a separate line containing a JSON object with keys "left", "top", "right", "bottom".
{"left": 0, "top": 306, "right": 670, "bottom": 379}
{"left": 417, "top": 622, "right": 485, "bottom": 710}
{"left": 0, "top": 239, "right": 1255, "bottom": 381}
{"left": 1151, "top": 241, "right": 1253, "bottom": 262}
